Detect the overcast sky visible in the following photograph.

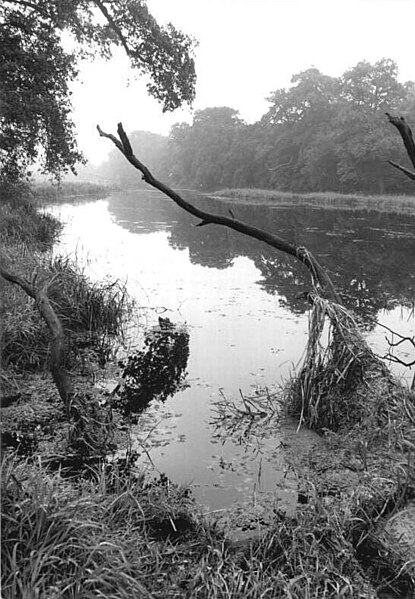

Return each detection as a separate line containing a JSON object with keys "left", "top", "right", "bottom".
{"left": 71, "top": 0, "right": 415, "bottom": 164}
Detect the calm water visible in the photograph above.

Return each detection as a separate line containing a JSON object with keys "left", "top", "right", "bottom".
{"left": 51, "top": 190, "right": 415, "bottom": 513}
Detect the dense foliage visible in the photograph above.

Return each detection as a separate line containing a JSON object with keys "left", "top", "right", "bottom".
{"left": 107, "top": 59, "right": 415, "bottom": 194}
{"left": 0, "top": 0, "right": 196, "bottom": 181}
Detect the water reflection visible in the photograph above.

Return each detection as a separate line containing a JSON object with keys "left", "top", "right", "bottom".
{"left": 114, "top": 317, "right": 189, "bottom": 415}
{"left": 51, "top": 193, "right": 415, "bottom": 512}
{"left": 107, "top": 191, "right": 415, "bottom": 325}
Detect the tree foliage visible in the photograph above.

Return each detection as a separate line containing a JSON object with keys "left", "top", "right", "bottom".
{"left": 0, "top": 0, "right": 196, "bottom": 181}
{"left": 127, "top": 59, "right": 413, "bottom": 195}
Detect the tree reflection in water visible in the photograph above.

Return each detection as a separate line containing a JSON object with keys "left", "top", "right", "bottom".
{"left": 114, "top": 317, "right": 189, "bottom": 416}
{"left": 108, "top": 192, "right": 415, "bottom": 327}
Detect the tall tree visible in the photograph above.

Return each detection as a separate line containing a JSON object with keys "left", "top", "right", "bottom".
{"left": 168, "top": 107, "right": 245, "bottom": 189}
{"left": 0, "top": 0, "right": 196, "bottom": 181}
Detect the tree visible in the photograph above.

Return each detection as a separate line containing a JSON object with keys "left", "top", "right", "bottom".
{"left": 254, "top": 60, "right": 415, "bottom": 193}
{"left": 168, "top": 107, "right": 246, "bottom": 190}
{"left": 0, "top": 0, "right": 196, "bottom": 181}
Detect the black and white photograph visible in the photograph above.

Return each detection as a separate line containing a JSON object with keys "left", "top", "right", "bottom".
{"left": 1, "top": 1, "right": 415, "bottom": 597}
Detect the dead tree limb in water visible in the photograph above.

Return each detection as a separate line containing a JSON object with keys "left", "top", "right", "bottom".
{"left": 97, "top": 123, "right": 340, "bottom": 303}
{"left": 0, "top": 267, "right": 74, "bottom": 416}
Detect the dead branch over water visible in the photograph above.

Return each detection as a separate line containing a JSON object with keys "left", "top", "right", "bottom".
{"left": 97, "top": 123, "right": 340, "bottom": 303}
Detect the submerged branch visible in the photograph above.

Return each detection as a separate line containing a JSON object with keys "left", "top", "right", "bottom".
{"left": 97, "top": 123, "right": 340, "bottom": 303}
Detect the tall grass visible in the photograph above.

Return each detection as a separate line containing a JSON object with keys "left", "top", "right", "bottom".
{"left": 2, "top": 453, "right": 393, "bottom": 599}
{"left": 0, "top": 181, "right": 61, "bottom": 250}
{"left": 33, "top": 181, "right": 111, "bottom": 203}
{"left": 1, "top": 455, "right": 210, "bottom": 599}
{"left": 2, "top": 254, "right": 132, "bottom": 370}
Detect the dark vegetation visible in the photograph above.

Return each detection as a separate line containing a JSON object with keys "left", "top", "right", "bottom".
{"left": 99, "top": 59, "right": 415, "bottom": 194}
{"left": 0, "top": 0, "right": 196, "bottom": 181}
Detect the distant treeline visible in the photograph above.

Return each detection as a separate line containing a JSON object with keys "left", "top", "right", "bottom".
{"left": 98, "top": 59, "right": 415, "bottom": 194}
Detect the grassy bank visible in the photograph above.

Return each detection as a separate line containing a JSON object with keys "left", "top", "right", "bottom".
{"left": 33, "top": 181, "right": 112, "bottom": 203}
{"left": 213, "top": 188, "right": 415, "bottom": 214}
{"left": 0, "top": 182, "right": 131, "bottom": 441}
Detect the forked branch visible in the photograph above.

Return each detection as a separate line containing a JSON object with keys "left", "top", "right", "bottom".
{"left": 97, "top": 123, "right": 340, "bottom": 303}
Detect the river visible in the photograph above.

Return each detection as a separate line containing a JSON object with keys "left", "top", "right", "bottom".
{"left": 50, "top": 190, "right": 415, "bottom": 514}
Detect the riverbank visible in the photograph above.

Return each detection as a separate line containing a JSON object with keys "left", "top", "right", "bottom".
{"left": 212, "top": 188, "right": 415, "bottom": 214}
{"left": 1, "top": 183, "right": 415, "bottom": 598}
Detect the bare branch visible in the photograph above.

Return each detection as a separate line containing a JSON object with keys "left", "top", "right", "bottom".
{"left": 379, "top": 320, "right": 415, "bottom": 387}
{"left": 98, "top": 122, "right": 341, "bottom": 303}
{"left": 387, "top": 160, "right": 415, "bottom": 181}
{"left": 386, "top": 112, "right": 415, "bottom": 171}
{"left": 0, "top": 268, "right": 35, "bottom": 298}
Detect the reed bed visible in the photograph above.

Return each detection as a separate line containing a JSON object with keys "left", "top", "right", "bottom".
{"left": 213, "top": 188, "right": 415, "bottom": 214}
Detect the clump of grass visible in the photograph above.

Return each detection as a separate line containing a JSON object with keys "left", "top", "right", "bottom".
{"left": 0, "top": 454, "right": 212, "bottom": 599}
{"left": 287, "top": 295, "right": 409, "bottom": 434}
{"left": 3, "top": 450, "right": 413, "bottom": 598}
{"left": 0, "top": 181, "right": 61, "bottom": 250}
{"left": 2, "top": 253, "right": 132, "bottom": 370}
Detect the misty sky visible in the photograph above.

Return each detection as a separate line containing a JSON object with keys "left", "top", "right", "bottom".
{"left": 70, "top": 0, "right": 415, "bottom": 164}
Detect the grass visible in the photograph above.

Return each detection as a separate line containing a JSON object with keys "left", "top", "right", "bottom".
{"left": 2, "top": 253, "right": 132, "bottom": 370}
{"left": 0, "top": 181, "right": 62, "bottom": 250}
{"left": 1, "top": 182, "right": 132, "bottom": 370}
{"left": 32, "top": 181, "right": 111, "bottom": 203}
{"left": 213, "top": 188, "right": 415, "bottom": 213}
{"left": 1, "top": 453, "right": 381, "bottom": 599}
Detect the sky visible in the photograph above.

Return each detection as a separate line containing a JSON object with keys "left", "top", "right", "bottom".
{"left": 70, "top": 0, "right": 415, "bottom": 164}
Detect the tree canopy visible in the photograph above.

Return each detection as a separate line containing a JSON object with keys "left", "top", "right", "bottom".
{"left": 132, "top": 59, "right": 413, "bottom": 195}
{"left": 0, "top": 0, "right": 197, "bottom": 181}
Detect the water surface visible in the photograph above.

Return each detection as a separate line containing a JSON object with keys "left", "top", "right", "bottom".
{"left": 51, "top": 190, "right": 415, "bottom": 512}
